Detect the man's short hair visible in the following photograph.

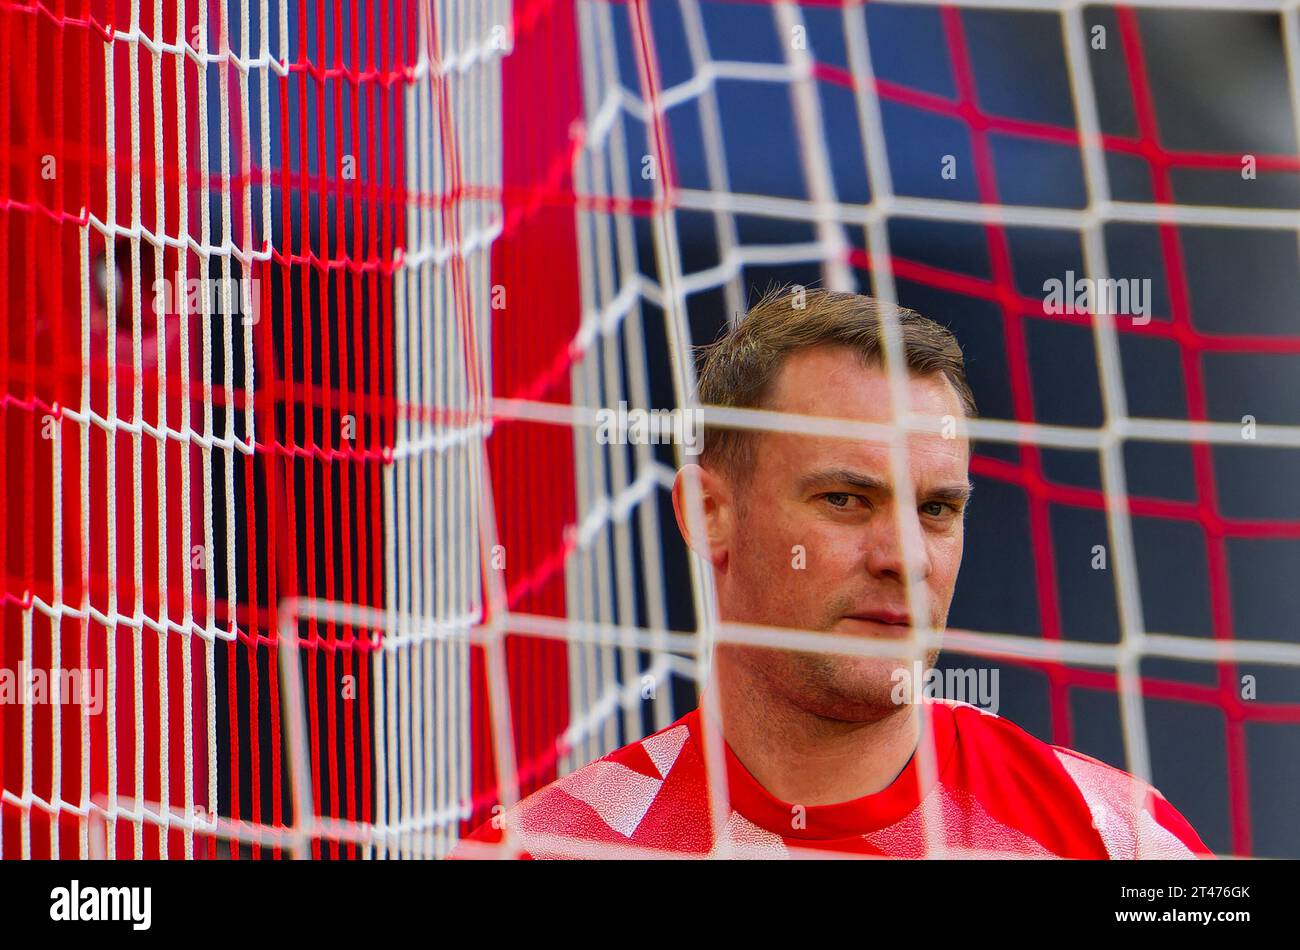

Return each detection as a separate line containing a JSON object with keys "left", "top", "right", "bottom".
{"left": 695, "top": 286, "right": 977, "bottom": 481}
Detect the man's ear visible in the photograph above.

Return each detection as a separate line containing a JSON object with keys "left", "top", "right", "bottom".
{"left": 672, "top": 463, "right": 735, "bottom": 569}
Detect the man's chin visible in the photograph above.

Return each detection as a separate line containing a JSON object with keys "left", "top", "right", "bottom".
{"left": 791, "top": 653, "right": 920, "bottom": 721}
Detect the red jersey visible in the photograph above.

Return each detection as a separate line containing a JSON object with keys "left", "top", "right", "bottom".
{"left": 455, "top": 700, "right": 1210, "bottom": 859}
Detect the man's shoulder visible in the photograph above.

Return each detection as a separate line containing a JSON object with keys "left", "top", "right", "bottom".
{"left": 451, "top": 710, "right": 701, "bottom": 859}
{"left": 939, "top": 699, "right": 1211, "bottom": 858}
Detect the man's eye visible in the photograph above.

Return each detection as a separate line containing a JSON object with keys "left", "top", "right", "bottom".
{"left": 920, "top": 501, "right": 952, "bottom": 517}
{"left": 825, "top": 493, "right": 852, "bottom": 508}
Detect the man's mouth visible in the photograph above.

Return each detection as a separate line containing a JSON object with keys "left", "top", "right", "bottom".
{"left": 846, "top": 610, "right": 910, "bottom": 625}
{"left": 841, "top": 610, "right": 913, "bottom": 636}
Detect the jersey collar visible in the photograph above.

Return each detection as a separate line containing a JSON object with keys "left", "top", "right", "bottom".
{"left": 709, "top": 701, "right": 959, "bottom": 840}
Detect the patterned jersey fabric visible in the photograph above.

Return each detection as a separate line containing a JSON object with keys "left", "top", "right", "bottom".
{"left": 454, "top": 700, "right": 1210, "bottom": 859}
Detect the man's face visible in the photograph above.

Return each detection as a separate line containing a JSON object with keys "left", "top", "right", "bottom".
{"left": 711, "top": 345, "right": 971, "bottom": 723}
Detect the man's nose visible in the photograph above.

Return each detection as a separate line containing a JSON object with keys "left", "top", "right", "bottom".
{"left": 865, "top": 502, "right": 932, "bottom": 584}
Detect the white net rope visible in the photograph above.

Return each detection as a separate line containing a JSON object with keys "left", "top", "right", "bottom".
{"left": 10, "top": 0, "right": 1300, "bottom": 861}
{"left": 311, "top": 0, "right": 1300, "bottom": 859}
{"left": 472, "top": 0, "right": 1300, "bottom": 858}
{"left": 3, "top": 0, "right": 509, "bottom": 860}
{"left": 8, "top": 0, "right": 271, "bottom": 860}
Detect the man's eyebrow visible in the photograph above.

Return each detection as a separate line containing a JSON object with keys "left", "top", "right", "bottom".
{"left": 799, "top": 468, "right": 974, "bottom": 503}
{"left": 926, "top": 483, "right": 975, "bottom": 505}
{"left": 798, "top": 468, "right": 889, "bottom": 495}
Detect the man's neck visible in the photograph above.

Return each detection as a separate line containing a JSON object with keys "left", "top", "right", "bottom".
{"left": 705, "top": 671, "right": 922, "bottom": 807}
